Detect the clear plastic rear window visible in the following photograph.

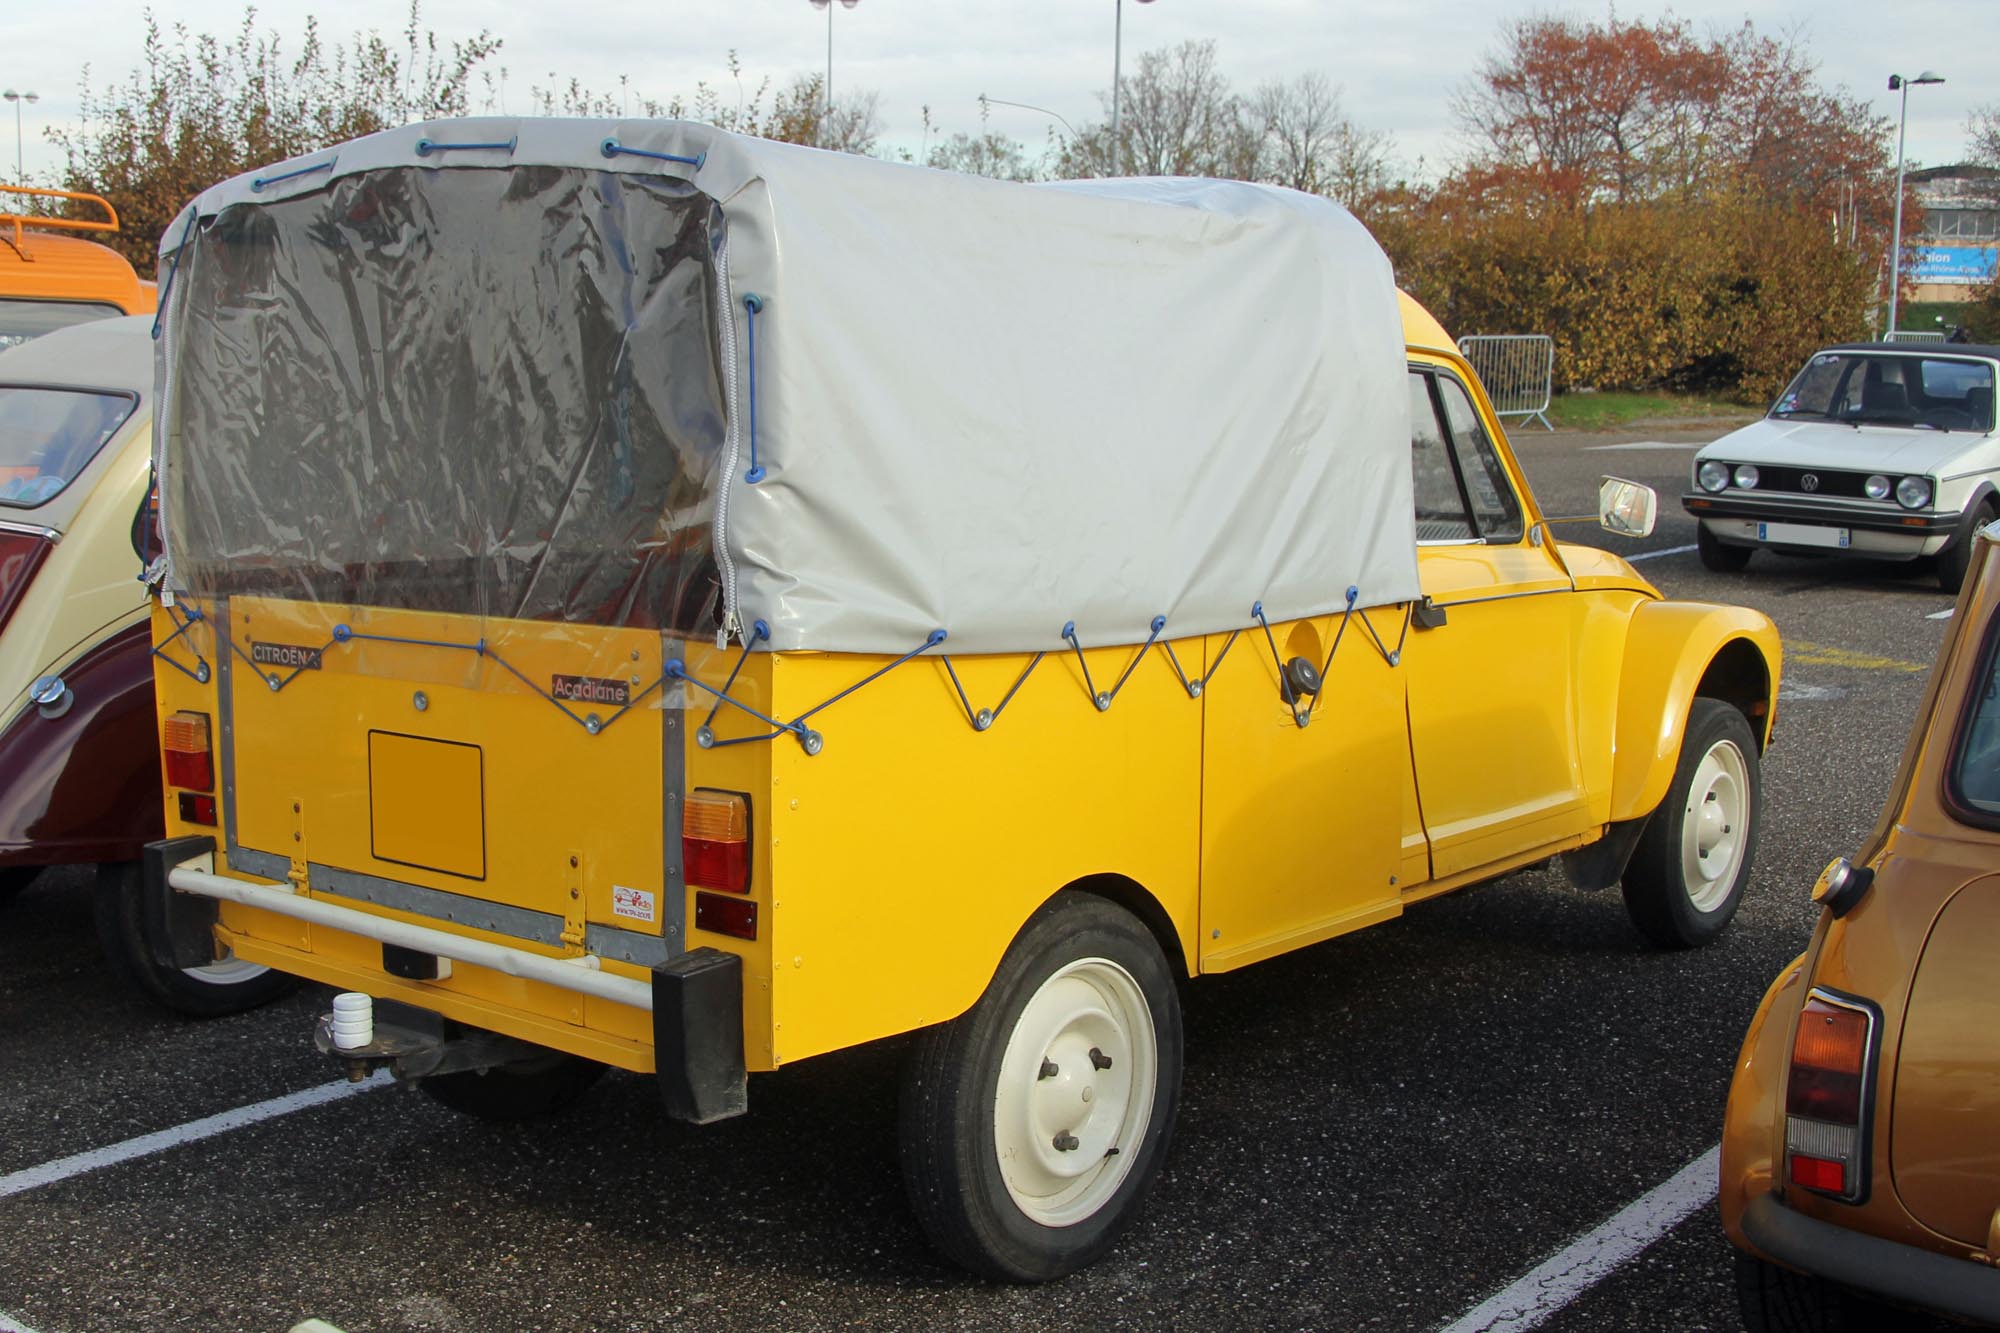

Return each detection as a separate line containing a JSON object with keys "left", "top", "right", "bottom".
{"left": 164, "top": 166, "right": 729, "bottom": 634}
{"left": 0, "top": 386, "right": 136, "bottom": 508}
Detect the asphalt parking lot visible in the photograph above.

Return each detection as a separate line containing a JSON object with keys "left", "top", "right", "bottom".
{"left": 0, "top": 421, "right": 1964, "bottom": 1333}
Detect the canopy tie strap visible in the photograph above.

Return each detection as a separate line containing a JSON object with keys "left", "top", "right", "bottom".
{"left": 600, "top": 138, "right": 706, "bottom": 170}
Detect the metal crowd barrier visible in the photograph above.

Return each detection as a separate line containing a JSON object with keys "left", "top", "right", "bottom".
{"left": 1457, "top": 334, "right": 1555, "bottom": 431}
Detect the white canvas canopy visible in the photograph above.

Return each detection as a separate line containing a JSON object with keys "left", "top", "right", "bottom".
{"left": 157, "top": 118, "right": 1417, "bottom": 655}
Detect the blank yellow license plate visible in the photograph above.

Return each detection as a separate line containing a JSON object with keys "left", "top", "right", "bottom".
{"left": 368, "top": 731, "right": 486, "bottom": 879}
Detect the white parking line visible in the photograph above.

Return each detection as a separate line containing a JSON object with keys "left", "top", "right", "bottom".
{"left": 0, "top": 1070, "right": 393, "bottom": 1202}
{"left": 1929, "top": 608, "right": 1955, "bottom": 620}
{"left": 1583, "top": 442, "right": 1706, "bottom": 452}
{"left": 1627, "top": 544, "right": 1697, "bottom": 563}
{"left": 0, "top": 1312, "right": 46, "bottom": 1333}
{"left": 1436, "top": 1144, "right": 1719, "bottom": 1333}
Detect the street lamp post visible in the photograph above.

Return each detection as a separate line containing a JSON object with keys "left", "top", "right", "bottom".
{"left": 1885, "top": 70, "right": 1944, "bottom": 339}
{"left": 2, "top": 90, "right": 39, "bottom": 185}
{"left": 1109, "top": 0, "right": 1155, "bottom": 176}
{"left": 807, "top": 0, "right": 859, "bottom": 150}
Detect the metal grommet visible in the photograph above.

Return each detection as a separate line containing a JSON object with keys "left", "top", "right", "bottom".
{"left": 974, "top": 708, "right": 994, "bottom": 732}
{"left": 695, "top": 725, "right": 715, "bottom": 749}
{"left": 412, "top": 690, "right": 429, "bottom": 712}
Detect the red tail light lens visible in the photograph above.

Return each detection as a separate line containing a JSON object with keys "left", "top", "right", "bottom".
{"left": 682, "top": 789, "right": 751, "bottom": 893}
{"left": 163, "top": 710, "right": 215, "bottom": 791}
{"left": 0, "top": 527, "right": 53, "bottom": 637}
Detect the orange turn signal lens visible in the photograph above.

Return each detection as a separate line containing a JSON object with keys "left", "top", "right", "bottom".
{"left": 163, "top": 711, "right": 214, "bottom": 791}
{"left": 1787, "top": 996, "right": 1869, "bottom": 1123}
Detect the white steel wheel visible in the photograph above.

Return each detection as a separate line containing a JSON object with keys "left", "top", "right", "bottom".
{"left": 1622, "top": 698, "right": 1762, "bottom": 949}
{"left": 1679, "top": 738, "right": 1751, "bottom": 913}
{"left": 993, "top": 957, "right": 1156, "bottom": 1227}
{"left": 900, "top": 894, "right": 1182, "bottom": 1282}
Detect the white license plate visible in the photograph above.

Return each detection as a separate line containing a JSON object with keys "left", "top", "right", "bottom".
{"left": 1758, "top": 521, "right": 1849, "bottom": 549}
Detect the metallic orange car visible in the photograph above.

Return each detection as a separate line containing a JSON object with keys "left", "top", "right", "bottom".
{"left": 1722, "top": 520, "right": 2000, "bottom": 1329}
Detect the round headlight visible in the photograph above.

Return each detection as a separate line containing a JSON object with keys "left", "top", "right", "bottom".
{"left": 1896, "top": 475, "right": 1932, "bottom": 510}
{"left": 1698, "top": 460, "right": 1730, "bottom": 493}
{"left": 1865, "top": 474, "right": 1891, "bottom": 501}
{"left": 1733, "top": 464, "right": 1760, "bottom": 490}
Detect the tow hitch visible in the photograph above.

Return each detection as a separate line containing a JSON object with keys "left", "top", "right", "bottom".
{"left": 312, "top": 993, "right": 557, "bottom": 1084}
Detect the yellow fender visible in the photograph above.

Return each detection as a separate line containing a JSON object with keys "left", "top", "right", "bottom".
{"left": 1608, "top": 601, "right": 1782, "bottom": 825}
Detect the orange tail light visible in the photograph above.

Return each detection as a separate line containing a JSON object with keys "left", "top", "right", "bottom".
{"left": 163, "top": 710, "right": 215, "bottom": 791}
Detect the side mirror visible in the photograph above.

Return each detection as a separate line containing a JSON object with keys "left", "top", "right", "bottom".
{"left": 1598, "top": 477, "right": 1657, "bottom": 539}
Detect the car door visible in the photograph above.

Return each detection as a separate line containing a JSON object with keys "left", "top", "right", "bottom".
{"left": 1402, "top": 363, "right": 1590, "bottom": 880}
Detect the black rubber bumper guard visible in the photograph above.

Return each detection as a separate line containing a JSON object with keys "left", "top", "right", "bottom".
{"left": 1742, "top": 1193, "right": 2000, "bottom": 1324}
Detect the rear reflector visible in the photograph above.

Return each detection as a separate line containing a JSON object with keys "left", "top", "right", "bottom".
{"left": 163, "top": 711, "right": 215, "bottom": 791}
{"left": 695, "top": 891, "right": 757, "bottom": 940}
{"left": 0, "top": 528, "right": 53, "bottom": 638}
{"left": 177, "top": 792, "right": 217, "bottom": 826}
{"left": 683, "top": 789, "right": 750, "bottom": 893}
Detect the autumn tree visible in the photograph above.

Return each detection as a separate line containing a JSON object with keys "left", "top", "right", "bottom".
{"left": 54, "top": 4, "right": 499, "bottom": 275}
{"left": 1253, "top": 73, "right": 1392, "bottom": 207}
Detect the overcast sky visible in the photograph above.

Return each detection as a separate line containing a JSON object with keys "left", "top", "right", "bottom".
{"left": 1, "top": 0, "right": 1993, "bottom": 189}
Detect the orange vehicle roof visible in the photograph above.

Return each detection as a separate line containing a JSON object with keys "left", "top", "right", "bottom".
{"left": 1, "top": 227, "right": 155, "bottom": 317}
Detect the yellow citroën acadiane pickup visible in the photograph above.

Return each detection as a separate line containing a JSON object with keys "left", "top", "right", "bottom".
{"left": 137, "top": 119, "right": 1779, "bottom": 1280}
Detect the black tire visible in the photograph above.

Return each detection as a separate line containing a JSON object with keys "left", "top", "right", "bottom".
{"left": 1621, "top": 698, "right": 1761, "bottom": 948}
{"left": 1698, "top": 524, "right": 1754, "bottom": 573}
{"left": 0, "top": 865, "right": 39, "bottom": 908}
{"left": 93, "top": 860, "right": 299, "bottom": 1018}
{"left": 420, "top": 1052, "right": 607, "bottom": 1121}
{"left": 899, "top": 893, "right": 1183, "bottom": 1282}
{"left": 1734, "top": 1252, "right": 1930, "bottom": 1332}
{"left": 1936, "top": 500, "right": 1995, "bottom": 594}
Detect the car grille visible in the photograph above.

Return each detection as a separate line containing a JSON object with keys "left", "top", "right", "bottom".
{"left": 1741, "top": 467, "right": 1871, "bottom": 499}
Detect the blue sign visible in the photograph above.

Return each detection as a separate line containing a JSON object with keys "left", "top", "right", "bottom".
{"left": 1910, "top": 245, "right": 1999, "bottom": 286}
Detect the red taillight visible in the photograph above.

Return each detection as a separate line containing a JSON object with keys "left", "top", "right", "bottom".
{"left": 163, "top": 711, "right": 214, "bottom": 791}
{"left": 682, "top": 789, "right": 751, "bottom": 893}
{"left": 0, "top": 528, "right": 53, "bottom": 637}
{"left": 1784, "top": 992, "right": 1875, "bottom": 1201}
{"left": 1789, "top": 1155, "right": 1846, "bottom": 1194}
{"left": 695, "top": 891, "right": 758, "bottom": 941}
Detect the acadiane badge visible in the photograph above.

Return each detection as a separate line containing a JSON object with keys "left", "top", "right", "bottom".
{"left": 252, "top": 641, "right": 323, "bottom": 670}
{"left": 551, "top": 674, "right": 631, "bottom": 706}
{"left": 612, "top": 884, "right": 657, "bottom": 924}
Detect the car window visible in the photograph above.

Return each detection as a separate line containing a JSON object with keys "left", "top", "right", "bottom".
{"left": 0, "top": 387, "right": 138, "bottom": 508}
{"left": 0, "top": 299, "right": 124, "bottom": 352}
{"left": 1436, "top": 375, "right": 1524, "bottom": 542}
{"left": 1411, "top": 371, "right": 1474, "bottom": 542}
{"left": 1950, "top": 620, "right": 2000, "bottom": 820}
{"left": 1773, "top": 351, "right": 1993, "bottom": 432}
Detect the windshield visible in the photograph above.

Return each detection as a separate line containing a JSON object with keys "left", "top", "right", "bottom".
{"left": 0, "top": 299, "right": 124, "bottom": 352}
{"left": 0, "top": 386, "right": 137, "bottom": 508}
{"left": 1772, "top": 352, "right": 1995, "bottom": 432}
{"left": 165, "top": 165, "right": 728, "bottom": 634}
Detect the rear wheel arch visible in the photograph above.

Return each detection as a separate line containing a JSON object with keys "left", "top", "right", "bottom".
{"left": 1062, "top": 872, "right": 1193, "bottom": 982}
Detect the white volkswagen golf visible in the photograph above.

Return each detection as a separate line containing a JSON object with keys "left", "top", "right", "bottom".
{"left": 1685, "top": 342, "right": 2000, "bottom": 590}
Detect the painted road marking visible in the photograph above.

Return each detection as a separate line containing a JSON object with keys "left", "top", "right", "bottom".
{"left": 1437, "top": 1145, "right": 1719, "bottom": 1333}
{"left": 1582, "top": 441, "right": 1706, "bottom": 452}
{"left": 1787, "top": 641, "right": 1930, "bottom": 674}
{"left": 0, "top": 1071, "right": 393, "bottom": 1202}
{"left": 0, "top": 1313, "right": 45, "bottom": 1333}
{"left": 1929, "top": 608, "right": 1955, "bottom": 620}
{"left": 1627, "top": 544, "right": 1696, "bottom": 563}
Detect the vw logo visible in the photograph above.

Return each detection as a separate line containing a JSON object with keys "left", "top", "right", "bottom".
{"left": 1800, "top": 473, "right": 1820, "bottom": 492}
